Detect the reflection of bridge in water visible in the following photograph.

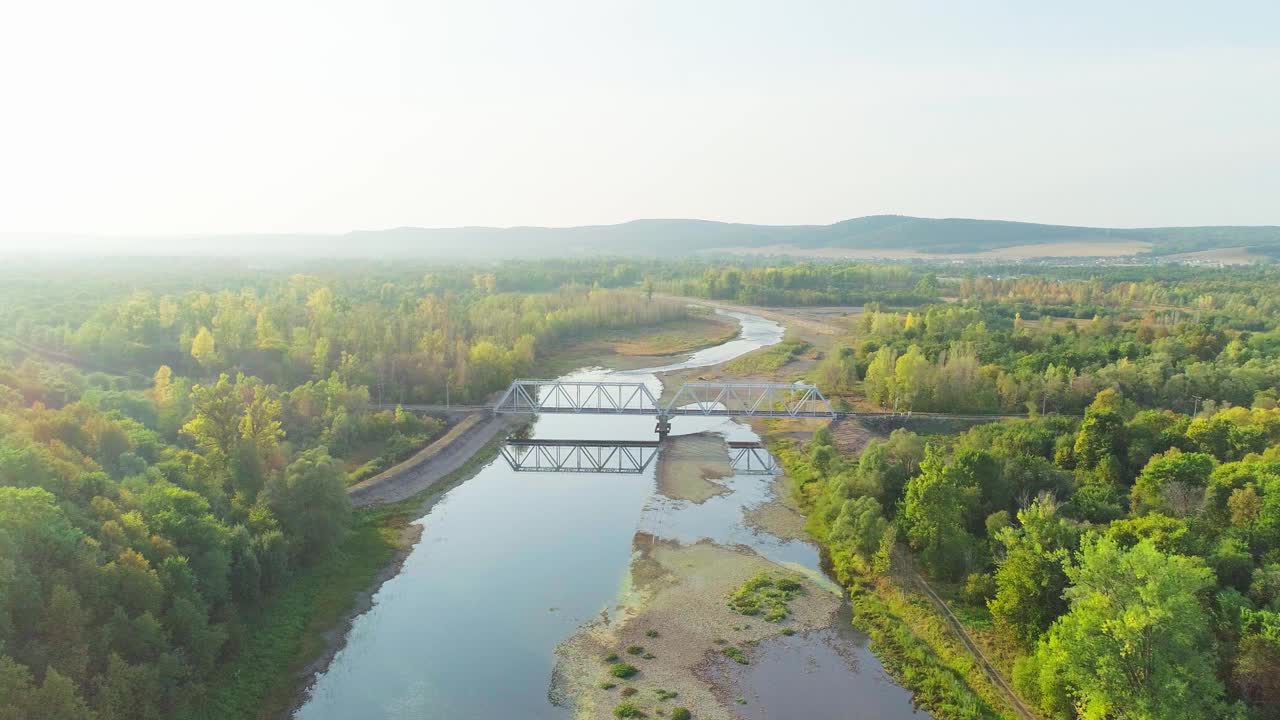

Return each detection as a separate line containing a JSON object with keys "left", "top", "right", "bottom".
{"left": 500, "top": 439, "right": 778, "bottom": 475}
{"left": 495, "top": 380, "right": 835, "bottom": 438}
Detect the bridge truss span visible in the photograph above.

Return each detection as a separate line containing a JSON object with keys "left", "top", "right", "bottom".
{"left": 667, "top": 381, "right": 835, "bottom": 418}
{"left": 494, "top": 380, "right": 661, "bottom": 415}
{"left": 495, "top": 379, "right": 835, "bottom": 419}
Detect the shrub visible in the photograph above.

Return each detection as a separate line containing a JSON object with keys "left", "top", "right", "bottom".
{"left": 626, "top": 645, "right": 645, "bottom": 655}
{"left": 620, "top": 687, "right": 637, "bottom": 697}
{"left": 728, "top": 572, "right": 803, "bottom": 622}
{"left": 961, "top": 572, "right": 997, "bottom": 605}
{"left": 670, "top": 708, "right": 692, "bottom": 720}
{"left": 609, "top": 662, "right": 639, "bottom": 679}
{"left": 613, "top": 701, "right": 646, "bottom": 718}
{"left": 645, "top": 629, "right": 659, "bottom": 638}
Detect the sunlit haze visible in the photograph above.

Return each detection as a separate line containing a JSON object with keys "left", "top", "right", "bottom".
{"left": 2, "top": 0, "right": 1278, "bottom": 236}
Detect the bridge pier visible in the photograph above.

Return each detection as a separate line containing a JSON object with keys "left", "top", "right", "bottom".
{"left": 655, "top": 415, "right": 671, "bottom": 440}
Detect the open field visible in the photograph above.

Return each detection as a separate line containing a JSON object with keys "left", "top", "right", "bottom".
{"left": 710, "top": 239, "right": 1153, "bottom": 260}
{"left": 1166, "top": 245, "right": 1276, "bottom": 264}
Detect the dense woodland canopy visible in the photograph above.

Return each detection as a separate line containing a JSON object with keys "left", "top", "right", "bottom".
{"left": 765, "top": 263, "right": 1280, "bottom": 719}
{"left": 782, "top": 393, "right": 1280, "bottom": 719}
{"left": 0, "top": 261, "right": 688, "bottom": 718}
{"left": 3, "top": 256, "right": 1280, "bottom": 719}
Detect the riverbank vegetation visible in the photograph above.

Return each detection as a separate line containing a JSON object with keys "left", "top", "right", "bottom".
{"left": 751, "top": 261, "right": 1280, "bottom": 719}
{"left": 777, "top": 392, "right": 1280, "bottom": 719}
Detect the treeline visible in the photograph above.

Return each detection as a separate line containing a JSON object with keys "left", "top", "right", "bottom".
{"left": 958, "top": 266, "right": 1280, "bottom": 330}
{"left": 656, "top": 264, "right": 940, "bottom": 306}
{"left": 3, "top": 272, "right": 687, "bottom": 405}
{"left": 783, "top": 389, "right": 1280, "bottom": 719}
{"left": 829, "top": 303, "right": 1280, "bottom": 415}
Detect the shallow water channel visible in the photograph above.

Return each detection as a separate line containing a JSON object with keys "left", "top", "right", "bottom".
{"left": 294, "top": 310, "right": 927, "bottom": 720}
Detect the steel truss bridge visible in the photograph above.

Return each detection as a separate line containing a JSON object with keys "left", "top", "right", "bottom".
{"left": 494, "top": 380, "right": 834, "bottom": 437}
{"left": 500, "top": 439, "right": 777, "bottom": 475}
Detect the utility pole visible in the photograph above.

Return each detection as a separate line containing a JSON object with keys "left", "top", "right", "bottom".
{"left": 1192, "top": 394, "right": 1203, "bottom": 416}
{"left": 446, "top": 369, "right": 453, "bottom": 409}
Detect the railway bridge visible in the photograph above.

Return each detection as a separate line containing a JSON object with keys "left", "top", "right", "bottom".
{"left": 493, "top": 379, "right": 835, "bottom": 439}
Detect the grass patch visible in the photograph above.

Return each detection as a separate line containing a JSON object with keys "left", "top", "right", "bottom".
{"left": 846, "top": 580, "right": 1008, "bottom": 719}
{"left": 655, "top": 689, "right": 678, "bottom": 701}
{"left": 727, "top": 571, "right": 803, "bottom": 622}
{"left": 670, "top": 708, "right": 691, "bottom": 720}
{"left": 723, "top": 338, "right": 810, "bottom": 374}
{"left": 644, "top": 629, "right": 659, "bottom": 638}
{"left": 626, "top": 644, "right": 645, "bottom": 655}
{"left": 721, "top": 646, "right": 749, "bottom": 665}
{"left": 613, "top": 701, "right": 647, "bottom": 718}
{"left": 609, "top": 662, "right": 640, "bottom": 679}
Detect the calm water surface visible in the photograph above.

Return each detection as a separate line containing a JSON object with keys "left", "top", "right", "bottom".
{"left": 294, "top": 310, "right": 926, "bottom": 720}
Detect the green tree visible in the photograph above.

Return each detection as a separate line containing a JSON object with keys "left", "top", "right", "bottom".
{"left": 1233, "top": 611, "right": 1280, "bottom": 714}
{"left": 266, "top": 448, "right": 351, "bottom": 562}
{"left": 1130, "top": 449, "right": 1216, "bottom": 515}
{"left": 1074, "top": 399, "right": 1126, "bottom": 470}
{"left": 1015, "top": 536, "right": 1232, "bottom": 720}
{"left": 901, "top": 445, "right": 976, "bottom": 579}
{"left": 182, "top": 374, "right": 243, "bottom": 462}
{"left": 28, "top": 668, "right": 94, "bottom": 720}
{"left": 828, "top": 496, "right": 890, "bottom": 562}
{"left": 894, "top": 344, "right": 931, "bottom": 411}
{"left": 190, "top": 326, "right": 217, "bottom": 368}
{"left": 863, "top": 346, "right": 897, "bottom": 408}
{"left": 988, "top": 497, "right": 1076, "bottom": 648}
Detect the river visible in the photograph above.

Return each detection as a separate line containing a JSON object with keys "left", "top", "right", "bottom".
{"left": 294, "top": 309, "right": 926, "bottom": 720}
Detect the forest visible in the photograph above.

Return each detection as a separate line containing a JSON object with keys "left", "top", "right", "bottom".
{"left": 0, "top": 261, "right": 690, "bottom": 718}
{"left": 3, "top": 256, "right": 1280, "bottom": 719}
{"left": 767, "top": 265, "right": 1280, "bottom": 718}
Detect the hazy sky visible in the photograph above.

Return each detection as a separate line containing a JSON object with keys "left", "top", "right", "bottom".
{"left": 2, "top": 1, "right": 1278, "bottom": 235}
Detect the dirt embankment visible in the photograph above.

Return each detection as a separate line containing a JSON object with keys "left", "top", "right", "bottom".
{"left": 554, "top": 538, "right": 842, "bottom": 720}
{"left": 347, "top": 412, "right": 519, "bottom": 507}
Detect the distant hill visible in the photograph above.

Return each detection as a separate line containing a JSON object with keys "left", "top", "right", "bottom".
{"left": 5, "top": 216, "right": 1279, "bottom": 259}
